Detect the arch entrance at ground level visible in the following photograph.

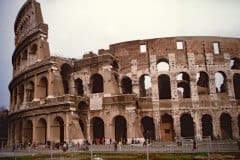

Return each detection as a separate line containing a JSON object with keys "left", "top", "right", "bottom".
{"left": 180, "top": 113, "right": 194, "bottom": 138}
{"left": 220, "top": 113, "right": 233, "bottom": 139}
{"left": 51, "top": 117, "right": 64, "bottom": 143}
{"left": 202, "top": 114, "right": 213, "bottom": 139}
{"left": 91, "top": 117, "right": 104, "bottom": 143}
{"left": 24, "top": 120, "right": 33, "bottom": 144}
{"left": 114, "top": 116, "right": 127, "bottom": 143}
{"left": 141, "top": 116, "right": 155, "bottom": 141}
{"left": 36, "top": 118, "right": 47, "bottom": 144}
{"left": 160, "top": 114, "right": 173, "bottom": 141}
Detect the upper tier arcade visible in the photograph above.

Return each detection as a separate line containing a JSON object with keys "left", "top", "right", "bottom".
{"left": 12, "top": 0, "right": 50, "bottom": 77}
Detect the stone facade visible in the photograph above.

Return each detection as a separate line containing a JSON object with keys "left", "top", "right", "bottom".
{"left": 0, "top": 109, "right": 8, "bottom": 147}
{"left": 8, "top": 0, "right": 240, "bottom": 145}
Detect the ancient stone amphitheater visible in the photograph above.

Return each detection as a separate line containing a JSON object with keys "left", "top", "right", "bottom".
{"left": 8, "top": 0, "right": 240, "bottom": 145}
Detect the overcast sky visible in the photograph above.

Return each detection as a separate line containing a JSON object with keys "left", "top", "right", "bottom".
{"left": 1, "top": 0, "right": 240, "bottom": 108}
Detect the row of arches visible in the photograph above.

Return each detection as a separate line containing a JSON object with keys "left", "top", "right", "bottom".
{"left": 156, "top": 57, "right": 240, "bottom": 72}
{"left": 11, "top": 76, "right": 48, "bottom": 107}
{"left": 11, "top": 112, "right": 237, "bottom": 145}
{"left": 12, "top": 116, "right": 64, "bottom": 145}
{"left": 13, "top": 43, "right": 38, "bottom": 72}
{"left": 122, "top": 72, "right": 240, "bottom": 99}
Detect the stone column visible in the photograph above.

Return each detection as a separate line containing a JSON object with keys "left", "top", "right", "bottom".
{"left": 32, "top": 118, "right": 36, "bottom": 144}
{"left": 47, "top": 115, "right": 51, "bottom": 142}
{"left": 152, "top": 101, "right": 160, "bottom": 140}
{"left": 232, "top": 118, "right": 239, "bottom": 139}
{"left": 65, "top": 113, "right": 70, "bottom": 143}
{"left": 33, "top": 75, "right": 39, "bottom": 101}
{"left": 173, "top": 114, "right": 181, "bottom": 139}
{"left": 86, "top": 123, "right": 91, "bottom": 142}
{"left": 47, "top": 69, "right": 54, "bottom": 98}
{"left": 193, "top": 111, "right": 202, "bottom": 140}
{"left": 212, "top": 114, "right": 220, "bottom": 139}
{"left": 69, "top": 76, "right": 75, "bottom": 95}
{"left": 131, "top": 59, "right": 139, "bottom": 95}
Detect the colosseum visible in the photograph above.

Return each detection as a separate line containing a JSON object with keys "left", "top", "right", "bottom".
{"left": 8, "top": 0, "right": 240, "bottom": 146}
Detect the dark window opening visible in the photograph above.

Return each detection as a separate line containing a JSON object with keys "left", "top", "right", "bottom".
{"left": 220, "top": 113, "right": 233, "bottom": 139}
{"left": 91, "top": 73, "right": 104, "bottom": 93}
{"left": 141, "top": 116, "right": 155, "bottom": 141}
{"left": 121, "top": 76, "right": 132, "bottom": 94}
{"left": 202, "top": 114, "right": 213, "bottom": 139}
{"left": 18, "top": 85, "right": 24, "bottom": 104}
{"left": 231, "top": 58, "right": 240, "bottom": 69}
{"left": 112, "top": 61, "right": 119, "bottom": 72}
{"left": 114, "top": 116, "right": 127, "bottom": 143}
{"left": 61, "top": 64, "right": 72, "bottom": 94}
{"left": 233, "top": 74, "right": 240, "bottom": 99}
{"left": 91, "top": 117, "right": 104, "bottom": 141}
{"left": 30, "top": 44, "right": 37, "bottom": 54}
{"left": 158, "top": 74, "right": 171, "bottom": 99}
{"left": 75, "top": 78, "right": 84, "bottom": 96}
{"left": 26, "top": 81, "right": 34, "bottom": 101}
{"left": 196, "top": 71, "right": 209, "bottom": 95}
{"left": 180, "top": 114, "right": 194, "bottom": 138}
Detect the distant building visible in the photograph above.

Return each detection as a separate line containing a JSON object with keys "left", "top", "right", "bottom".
{"left": 8, "top": 0, "right": 240, "bottom": 146}
{"left": 0, "top": 109, "right": 8, "bottom": 147}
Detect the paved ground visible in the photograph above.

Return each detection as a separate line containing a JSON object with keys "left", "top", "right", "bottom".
{"left": 0, "top": 140, "right": 239, "bottom": 158}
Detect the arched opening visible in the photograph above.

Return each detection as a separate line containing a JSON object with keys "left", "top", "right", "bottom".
{"left": 177, "top": 72, "right": 191, "bottom": 98}
{"left": 16, "top": 121, "right": 23, "bottom": 144}
{"left": 91, "top": 117, "right": 104, "bottom": 143}
{"left": 21, "top": 50, "right": 28, "bottom": 67}
{"left": 238, "top": 115, "right": 240, "bottom": 136}
{"left": 29, "top": 44, "right": 37, "bottom": 65}
{"left": 36, "top": 118, "right": 47, "bottom": 144}
{"left": 121, "top": 76, "right": 132, "bottom": 94}
{"left": 139, "top": 74, "right": 151, "bottom": 97}
{"left": 26, "top": 81, "right": 34, "bottom": 101}
{"left": 230, "top": 58, "right": 240, "bottom": 69}
{"left": 196, "top": 71, "right": 209, "bottom": 95}
{"left": 75, "top": 78, "right": 84, "bottom": 96}
{"left": 215, "top": 71, "right": 227, "bottom": 93}
{"left": 220, "top": 113, "right": 233, "bottom": 139}
{"left": 52, "top": 117, "right": 64, "bottom": 143}
{"left": 30, "top": 44, "right": 37, "bottom": 54}
{"left": 24, "top": 120, "right": 33, "bottom": 144}
{"left": 180, "top": 113, "right": 194, "bottom": 138}
{"left": 18, "top": 85, "right": 24, "bottom": 104}
{"left": 158, "top": 74, "right": 171, "bottom": 99}
{"left": 201, "top": 114, "right": 213, "bottom": 139}
{"left": 157, "top": 59, "right": 169, "bottom": 71}
{"left": 160, "top": 114, "right": 174, "bottom": 141}
{"left": 233, "top": 74, "right": 240, "bottom": 99}
{"left": 112, "top": 61, "right": 119, "bottom": 72}
{"left": 114, "top": 116, "right": 127, "bottom": 143}
{"left": 90, "top": 73, "right": 104, "bottom": 93}
{"left": 60, "top": 64, "right": 72, "bottom": 94}
{"left": 141, "top": 116, "right": 155, "bottom": 141}
{"left": 39, "top": 77, "right": 48, "bottom": 99}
